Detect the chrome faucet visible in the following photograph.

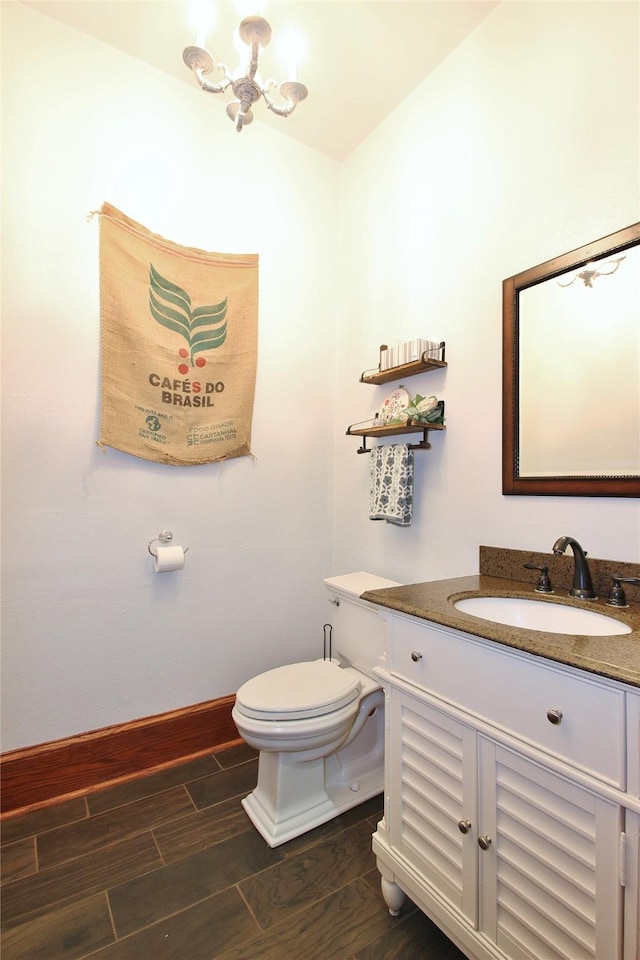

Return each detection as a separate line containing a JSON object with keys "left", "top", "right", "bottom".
{"left": 552, "top": 536, "right": 597, "bottom": 600}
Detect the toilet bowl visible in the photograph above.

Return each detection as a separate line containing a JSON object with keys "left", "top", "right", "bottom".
{"left": 232, "top": 572, "right": 400, "bottom": 847}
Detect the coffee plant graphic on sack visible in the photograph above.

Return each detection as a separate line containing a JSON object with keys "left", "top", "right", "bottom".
{"left": 149, "top": 263, "right": 228, "bottom": 374}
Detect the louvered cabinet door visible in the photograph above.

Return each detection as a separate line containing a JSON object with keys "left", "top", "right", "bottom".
{"left": 477, "top": 738, "right": 623, "bottom": 960}
{"left": 389, "top": 688, "right": 478, "bottom": 925}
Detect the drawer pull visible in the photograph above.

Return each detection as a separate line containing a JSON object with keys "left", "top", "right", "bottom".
{"left": 478, "top": 835, "right": 492, "bottom": 851}
{"left": 410, "top": 651, "right": 423, "bottom": 662}
{"left": 546, "top": 708, "right": 563, "bottom": 725}
{"left": 458, "top": 819, "right": 472, "bottom": 834}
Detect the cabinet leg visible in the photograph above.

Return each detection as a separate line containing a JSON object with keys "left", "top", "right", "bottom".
{"left": 380, "top": 876, "right": 405, "bottom": 916}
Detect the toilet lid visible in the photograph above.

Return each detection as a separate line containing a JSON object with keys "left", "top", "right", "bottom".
{"left": 235, "top": 661, "right": 361, "bottom": 721}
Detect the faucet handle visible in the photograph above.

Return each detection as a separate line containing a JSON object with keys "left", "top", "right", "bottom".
{"left": 523, "top": 563, "right": 553, "bottom": 594}
{"left": 607, "top": 576, "right": 640, "bottom": 608}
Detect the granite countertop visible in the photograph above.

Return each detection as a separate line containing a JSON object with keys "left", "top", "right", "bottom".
{"left": 361, "top": 575, "right": 640, "bottom": 689}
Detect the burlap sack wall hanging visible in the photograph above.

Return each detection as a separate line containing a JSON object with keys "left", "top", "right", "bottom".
{"left": 97, "top": 202, "right": 258, "bottom": 465}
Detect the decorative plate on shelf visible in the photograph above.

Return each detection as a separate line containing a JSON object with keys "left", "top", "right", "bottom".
{"left": 379, "top": 387, "right": 410, "bottom": 422}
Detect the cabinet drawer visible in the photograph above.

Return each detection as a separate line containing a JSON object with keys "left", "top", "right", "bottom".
{"left": 387, "top": 616, "right": 625, "bottom": 787}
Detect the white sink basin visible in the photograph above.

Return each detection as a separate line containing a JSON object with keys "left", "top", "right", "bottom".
{"left": 453, "top": 596, "right": 632, "bottom": 636}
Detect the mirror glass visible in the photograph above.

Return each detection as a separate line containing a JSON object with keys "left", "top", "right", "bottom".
{"left": 503, "top": 223, "right": 640, "bottom": 497}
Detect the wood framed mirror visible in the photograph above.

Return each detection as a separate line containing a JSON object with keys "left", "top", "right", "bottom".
{"left": 503, "top": 222, "right": 640, "bottom": 497}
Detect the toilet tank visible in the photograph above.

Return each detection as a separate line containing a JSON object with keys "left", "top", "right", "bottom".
{"left": 323, "top": 572, "right": 401, "bottom": 677}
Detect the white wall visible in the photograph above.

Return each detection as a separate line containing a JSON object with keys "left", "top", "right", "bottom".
{"left": 333, "top": 0, "right": 640, "bottom": 584}
{"left": 0, "top": 2, "right": 340, "bottom": 751}
{"left": 2, "top": 1, "right": 639, "bottom": 753}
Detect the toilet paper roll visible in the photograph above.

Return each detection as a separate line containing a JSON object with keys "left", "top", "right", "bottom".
{"left": 153, "top": 545, "right": 185, "bottom": 573}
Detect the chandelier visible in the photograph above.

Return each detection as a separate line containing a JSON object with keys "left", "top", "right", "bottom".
{"left": 557, "top": 256, "right": 626, "bottom": 288}
{"left": 183, "top": 16, "right": 308, "bottom": 133}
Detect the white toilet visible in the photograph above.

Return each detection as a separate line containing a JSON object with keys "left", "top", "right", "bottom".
{"left": 231, "top": 571, "right": 400, "bottom": 847}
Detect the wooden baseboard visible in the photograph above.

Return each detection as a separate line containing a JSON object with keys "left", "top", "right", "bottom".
{"left": 0, "top": 695, "right": 239, "bottom": 817}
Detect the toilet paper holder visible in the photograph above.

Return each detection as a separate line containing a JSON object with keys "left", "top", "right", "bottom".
{"left": 148, "top": 530, "right": 189, "bottom": 557}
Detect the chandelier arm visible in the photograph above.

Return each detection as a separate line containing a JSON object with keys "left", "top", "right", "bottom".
{"left": 262, "top": 81, "right": 307, "bottom": 117}
{"left": 247, "top": 38, "right": 260, "bottom": 82}
{"left": 193, "top": 66, "right": 232, "bottom": 95}
{"left": 263, "top": 96, "right": 297, "bottom": 118}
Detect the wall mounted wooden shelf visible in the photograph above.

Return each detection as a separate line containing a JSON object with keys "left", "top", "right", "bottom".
{"left": 360, "top": 343, "right": 447, "bottom": 385}
{"left": 346, "top": 417, "right": 445, "bottom": 454}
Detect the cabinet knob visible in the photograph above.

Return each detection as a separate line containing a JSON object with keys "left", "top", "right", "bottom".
{"left": 457, "top": 819, "right": 472, "bottom": 834}
{"left": 546, "top": 708, "right": 563, "bottom": 725}
{"left": 410, "top": 651, "right": 422, "bottom": 662}
{"left": 478, "top": 835, "right": 492, "bottom": 851}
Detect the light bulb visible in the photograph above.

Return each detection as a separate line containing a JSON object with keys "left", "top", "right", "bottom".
{"left": 235, "top": 0, "right": 267, "bottom": 17}
{"left": 186, "top": 0, "right": 215, "bottom": 48}
{"left": 276, "top": 26, "right": 306, "bottom": 81}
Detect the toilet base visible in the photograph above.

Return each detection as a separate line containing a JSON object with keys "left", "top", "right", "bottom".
{"left": 242, "top": 756, "right": 383, "bottom": 848}
{"left": 241, "top": 707, "right": 384, "bottom": 847}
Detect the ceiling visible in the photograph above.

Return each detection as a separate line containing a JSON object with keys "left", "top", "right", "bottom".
{"left": 22, "top": 0, "right": 499, "bottom": 161}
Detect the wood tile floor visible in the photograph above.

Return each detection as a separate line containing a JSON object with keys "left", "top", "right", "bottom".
{"left": 1, "top": 743, "right": 466, "bottom": 960}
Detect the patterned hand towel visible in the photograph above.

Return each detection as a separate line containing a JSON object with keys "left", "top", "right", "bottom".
{"left": 369, "top": 444, "right": 414, "bottom": 526}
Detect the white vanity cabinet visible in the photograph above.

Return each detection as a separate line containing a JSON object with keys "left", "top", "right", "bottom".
{"left": 625, "top": 693, "right": 640, "bottom": 960}
{"left": 372, "top": 613, "right": 640, "bottom": 960}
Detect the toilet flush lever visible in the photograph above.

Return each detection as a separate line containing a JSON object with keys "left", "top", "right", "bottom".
{"left": 328, "top": 598, "right": 340, "bottom": 606}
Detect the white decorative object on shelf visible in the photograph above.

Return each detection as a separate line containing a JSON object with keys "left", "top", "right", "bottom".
{"left": 379, "top": 387, "right": 410, "bottom": 422}
{"left": 381, "top": 339, "right": 442, "bottom": 370}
